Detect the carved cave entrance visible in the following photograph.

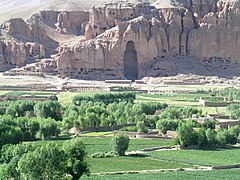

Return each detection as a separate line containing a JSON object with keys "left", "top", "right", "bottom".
{"left": 124, "top": 41, "right": 138, "bottom": 80}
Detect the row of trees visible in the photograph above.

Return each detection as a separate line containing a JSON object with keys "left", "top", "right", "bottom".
{"left": 228, "top": 104, "right": 240, "bottom": 119}
{"left": 176, "top": 121, "right": 240, "bottom": 148}
{"left": 63, "top": 101, "right": 167, "bottom": 129}
{"left": 0, "top": 139, "right": 89, "bottom": 180}
{"left": 73, "top": 92, "right": 136, "bottom": 105}
{"left": 0, "top": 116, "right": 60, "bottom": 148}
{"left": 155, "top": 106, "right": 204, "bottom": 134}
{"left": 217, "top": 88, "right": 240, "bottom": 101}
{"left": 1, "top": 100, "right": 63, "bottom": 120}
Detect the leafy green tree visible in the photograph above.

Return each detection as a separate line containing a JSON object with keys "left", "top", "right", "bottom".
{"left": 197, "top": 128, "right": 208, "bottom": 148}
{"left": 0, "top": 164, "right": 10, "bottom": 179}
{"left": 159, "top": 106, "right": 181, "bottom": 120}
{"left": 6, "top": 101, "right": 35, "bottom": 117}
{"left": 206, "top": 128, "right": 217, "bottom": 147}
{"left": 156, "top": 119, "right": 178, "bottom": 134}
{"left": 216, "top": 130, "right": 231, "bottom": 146}
{"left": 0, "top": 123, "right": 24, "bottom": 149}
{"left": 202, "top": 119, "right": 216, "bottom": 129}
{"left": 36, "top": 118, "right": 60, "bottom": 140}
{"left": 18, "top": 143, "right": 66, "bottom": 180}
{"left": 34, "top": 101, "right": 62, "bottom": 120}
{"left": 136, "top": 121, "right": 148, "bottom": 134}
{"left": 63, "top": 139, "right": 89, "bottom": 180}
{"left": 112, "top": 133, "right": 130, "bottom": 156}
{"left": 0, "top": 143, "right": 36, "bottom": 179}
{"left": 177, "top": 121, "right": 197, "bottom": 147}
{"left": 16, "top": 117, "right": 40, "bottom": 141}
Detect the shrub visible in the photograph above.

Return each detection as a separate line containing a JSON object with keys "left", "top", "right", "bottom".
{"left": 176, "top": 121, "right": 197, "bottom": 147}
{"left": 90, "top": 152, "right": 105, "bottom": 158}
{"left": 119, "top": 126, "right": 137, "bottom": 132}
{"left": 136, "top": 121, "right": 148, "bottom": 134}
{"left": 156, "top": 119, "right": 178, "bottom": 134}
{"left": 112, "top": 133, "right": 130, "bottom": 156}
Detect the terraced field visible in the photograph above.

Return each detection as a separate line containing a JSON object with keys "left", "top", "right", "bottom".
{"left": 82, "top": 168, "right": 240, "bottom": 180}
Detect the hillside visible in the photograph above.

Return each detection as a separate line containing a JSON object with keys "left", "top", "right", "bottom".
{"left": 0, "top": 0, "right": 239, "bottom": 80}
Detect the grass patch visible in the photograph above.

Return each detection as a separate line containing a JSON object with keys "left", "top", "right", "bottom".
{"left": 87, "top": 156, "right": 190, "bottom": 173}
{"left": 58, "top": 91, "right": 109, "bottom": 104}
{"left": 136, "top": 93, "right": 228, "bottom": 114}
{"left": 31, "top": 137, "right": 174, "bottom": 155}
{"left": 5, "top": 91, "right": 55, "bottom": 97}
{"left": 83, "top": 168, "right": 240, "bottom": 180}
{"left": 148, "top": 148, "right": 240, "bottom": 166}
{"left": 79, "top": 132, "right": 114, "bottom": 137}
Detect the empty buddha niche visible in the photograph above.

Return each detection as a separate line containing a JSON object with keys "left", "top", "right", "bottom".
{"left": 124, "top": 41, "right": 138, "bottom": 80}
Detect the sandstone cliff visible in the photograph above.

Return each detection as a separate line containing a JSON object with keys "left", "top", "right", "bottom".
{"left": 1, "top": 0, "right": 240, "bottom": 80}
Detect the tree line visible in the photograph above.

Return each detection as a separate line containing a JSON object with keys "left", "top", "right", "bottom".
{"left": 0, "top": 139, "right": 89, "bottom": 179}
{"left": 73, "top": 92, "right": 136, "bottom": 105}
{"left": 176, "top": 120, "right": 240, "bottom": 148}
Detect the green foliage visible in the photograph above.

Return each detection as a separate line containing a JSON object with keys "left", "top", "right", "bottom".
{"left": 156, "top": 119, "right": 178, "bottom": 134}
{"left": 197, "top": 128, "right": 208, "bottom": 148}
{"left": 73, "top": 92, "right": 136, "bottom": 105}
{"left": 112, "top": 133, "right": 130, "bottom": 156}
{"left": 176, "top": 121, "right": 197, "bottom": 147}
{"left": 18, "top": 143, "right": 66, "bottom": 180}
{"left": 228, "top": 104, "right": 240, "bottom": 119}
{"left": 159, "top": 106, "right": 201, "bottom": 120}
{"left": 0, "top": 140, "right": 89, "bottom": 180}
{"left": 0, "top": 122, "right": 24, "bottom": 149}
{"left": 34, "top": 101, "right": 63, "bottom": 120}
{"left": 202, "top": 119, "right": 215, "bottom": 129}
{"left": 119, "top": 126, "right": 137, "bottom": 132}
{"left": 63, "top": 139, "right": 89, "bottom": 180}
{"left": 63, "top": 101, "right": 167, "bottom": 129}
{"left": 0, "top": 143, "right": 36, "bottom": 178}
{"left": 90, "top": 152, "right": 106, "bottom": 158}
{"left": 5, "top": 101, "right": 35, "bottom": 117}
{"left": 136, "top": 121, "right": 148, "bottom": 134}
{"left": 205, "top": 128, "right": 217, "bottom": 147}
{"left": 36, "top": 118, "right": 60, "bottom": 140}
{"left": 217, "top": 87, "right": 240, "bottom": 101}
{"left": 16, "top": 117, "right": 40, "bottom": 141}
{"left": 177, "top": 120, "right": 240, "bottom": 148}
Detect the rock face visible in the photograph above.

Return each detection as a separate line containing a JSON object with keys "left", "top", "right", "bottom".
{"left": 1, "top": 0, "right": 240, "bottom": 79}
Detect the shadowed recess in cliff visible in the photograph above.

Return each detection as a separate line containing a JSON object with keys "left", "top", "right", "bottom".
{"left": 124, "top": 41, "right": 138, "bottom": 80}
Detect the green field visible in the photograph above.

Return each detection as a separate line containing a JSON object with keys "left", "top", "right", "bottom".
{"left": 137, "top": 93, "right": 228, "bottom": 114}
{"left": 0, "top": 90, "right": 10, "bottom": 95}
{"left": 31, "top": 137, "right": 174, "bottom": 155}
{"left": 148, "top": 148, "right": 240, "bottom": 166}
{"left": 82, "top": 168, "right": 240, "bottom": 180}
{"left": 4, "top": 91, "right": 55, "bottom": 97}
{"left": 58, "top": 91, "right": 108, "bottom": 104}
{"left": 88, "top": 156, "right": 191, "bottom": 173}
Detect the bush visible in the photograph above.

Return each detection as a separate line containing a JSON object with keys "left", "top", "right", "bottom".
{"left": 176, "top": 121, "right": 197, "bottom": 147}
{"left": 90, "top": 151, "right": 117, "bottom": 158}
{"left": 136, "top": 121, "right": 148, "bottom": 134}
{"left": 206, "top": 128, "right": 217, "bottom": 147}
{"left": 197, "top": 128, "right": 208, "bottom": 148}
{"left": 156, "top": 119, "right": 178, "bottom": 134}
{"left": 119, "top": 126, "right": 137, "bottom": 132}
{"left": 90, "top": 152, "right": 105, "bottom": 158}
{"left": 112, "top": 133, "right": 130, "bottom": 156}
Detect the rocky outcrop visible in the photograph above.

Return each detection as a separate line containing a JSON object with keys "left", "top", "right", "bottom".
{"left": 29, "top": 10, "right": 89, "bottom": 36}
{"left": 1, "top": 18, "right": 32, "bottom": 38}
{"left": 1, "top": 0, "right": 240, "bottom": 80}
{"left": 51, "top": 0, "right": 240, "bottom": 80}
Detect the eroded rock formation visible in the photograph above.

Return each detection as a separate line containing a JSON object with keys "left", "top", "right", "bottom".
{"left": 1, "top": 0, "right": 240, "bottom": 79}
